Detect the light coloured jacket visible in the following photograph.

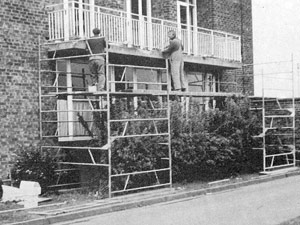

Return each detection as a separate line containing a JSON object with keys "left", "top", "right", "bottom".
{"left": 162, "top": 38, "right": 184, "bottom": 61}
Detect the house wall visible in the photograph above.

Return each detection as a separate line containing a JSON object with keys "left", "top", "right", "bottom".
{"left": 95, "top": 0, "right": 177, "bottom": 22}
{"left": 151, "top": 0, "right": 254, "bottom": 94}
{"left": 95, "top": 0, "right": 125, "bottom": 10}
{"left": 197, "top": 0, "right": 253, "bottom": 94}
{"left": 214, "top": 0, "right": 253, "bottom": 94}
{"left": 0, "top": 0, "right": 50, "bottom": 178}
{"left": 197, "top": 0, "right": 214, "bottom": 29}
{"left": 0, "top": 0, "right": 254, "bottom": 179}
{"left": 94, "top": 0, "right": 253, "bottom": 94}
{"left": 152, "top": 0, "right": 177, "bottom": 21}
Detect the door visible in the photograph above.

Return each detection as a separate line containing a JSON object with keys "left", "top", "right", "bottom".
{"left": 68, "top": 0, "right": 91, "bottom": 38}
{"left": 177, "top": 0, "right": 197, "bottom": 54}
{"left": 56, "top": 60, "right": 94, "bottom": 141}
{"left": 127, "top": 0, "right": 152, "bottom": 48}
{"left": 131, "top": 0, "right": 147, "bottom": 17}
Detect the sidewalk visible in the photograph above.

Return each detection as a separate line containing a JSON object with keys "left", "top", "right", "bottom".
{"left": 54, "top": 171, "right": 300, "bottom": 225}
{"left": 9, "top": 168, "right": 300, "bottom": 225}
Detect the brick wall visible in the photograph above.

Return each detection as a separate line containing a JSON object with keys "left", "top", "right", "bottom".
{"left": 213, "top": 0, "right": 253, "bottom": 94}
{"left": 197, "top": 0, "right": 214, "bottom": 29}
{"left": 95, "top": 0, "right": 177, "bottom": 22}
{"left": 0, "top": 0, "right": 254, "bottom": 178}
{"left": 95, "top": 0, "right": 254, "bottom": 94}
{"left": 95, "top": 0, "right": 125, "bottom": 10}
{"left": 197, "top": 0, "right": 253, "bottom": 94}
{"left": 152, "top": 0, "right": 177, "bottom": 21}
{"left": 0, "top": 0, "right": 49, "bottom": 178}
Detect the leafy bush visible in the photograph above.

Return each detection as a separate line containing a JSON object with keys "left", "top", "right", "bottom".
{"left": 11, "top": 146, "right": 57, "bottom": 193}
{"left": 63, "top": 95, "right": 262, "bottom": 191}
{"left": 171, "top": 96, "right": 262, "bottom": 182}
{"left": 107, "top": 95, "right": 261, "bottom": 186}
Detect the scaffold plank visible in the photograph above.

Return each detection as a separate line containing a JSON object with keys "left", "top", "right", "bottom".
{"left": 58, "top": 162, "right": 109, "bottom": 167}
{"left": 111, "top": 168, "right": 170, "bottom": 177}
{"left": 111, "top": 183, "right": 171, "bottom": 194}
{"left": 47, "top": 90, "right": 241, "bottom": 97}
{"left": 111, "top": 133, "right": 169, "bottom": 139}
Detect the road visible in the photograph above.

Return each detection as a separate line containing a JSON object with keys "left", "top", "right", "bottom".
{"left": 56, "top": 175, "right": 300, "bottom": 225}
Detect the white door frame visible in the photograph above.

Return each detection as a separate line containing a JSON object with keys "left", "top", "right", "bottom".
{"left": 176, "top": 0, "right": 197, "bottom": 55}
{"left": 126, "top": 0, "right": 152, "bottom": 49}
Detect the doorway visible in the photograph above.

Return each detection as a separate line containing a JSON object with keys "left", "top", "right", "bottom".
{"left": 177, "top": 0, "right": 197, "bottom": 54}
{"left": 127, "top": 0, "right": 152, "bottom": 48}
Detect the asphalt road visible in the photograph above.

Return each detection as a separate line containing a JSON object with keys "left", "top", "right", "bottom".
{"left": 56, "top": 175, "right": 300, "bottom": 225}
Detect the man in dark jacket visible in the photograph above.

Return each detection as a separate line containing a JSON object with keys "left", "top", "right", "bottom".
{"left": 87, "top": 28, "right": 106, "bottom": 91}
{"left": 162, "top": 30, "right": 187, "bottom": 91}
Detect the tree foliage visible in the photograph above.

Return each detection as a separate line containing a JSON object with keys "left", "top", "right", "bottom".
{"left": 11, "top": 146, "right": 57, "bottom": 193}
{"left": 109, "top": 96, "right": 262, "bottom": 185}
{"left": 11, "top": 96, "right": 261, "bottom": 192}
{"left": 171, "top": 96, "right": 262, "bottom": 181}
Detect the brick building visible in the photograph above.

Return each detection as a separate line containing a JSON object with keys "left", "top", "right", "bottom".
{"left": 0, "top": 0, "right": 253, "bottom": 186}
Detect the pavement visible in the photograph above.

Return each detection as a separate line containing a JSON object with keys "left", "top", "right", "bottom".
{"left": 9, "top": 168, "right": 300, "bottom": 225}
{"left": 54, "top": 173, "right": 300, "bottom": 225}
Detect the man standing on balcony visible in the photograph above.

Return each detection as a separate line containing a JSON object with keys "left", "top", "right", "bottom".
{"left": 162, "top": 30, "right": 187, "bottom": 92}
{"left": 87, "top": 28, "right": 106, "bottom": 91}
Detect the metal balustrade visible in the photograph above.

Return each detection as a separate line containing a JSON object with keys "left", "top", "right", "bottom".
{"left": 46, "top": 1, "right": 241, "bottom": 62}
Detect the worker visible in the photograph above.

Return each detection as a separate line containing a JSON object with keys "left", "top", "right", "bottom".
{"left": 87, "top": 28, "right": 106, "bottom": 91}
{"left": 162, "top": 30, "right": 187, "bottom": 92}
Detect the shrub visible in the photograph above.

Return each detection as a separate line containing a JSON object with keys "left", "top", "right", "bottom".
{"left": 68, "top": 95, "right": 262, "bottom": 190}
{"left": 107, "top": 95, "right": 261, "bottom": 186}
{"left": 11, "top": 146, "right": 57, "bottom": 193}
{"left": 171, "top": 96, "right": 262, "bottom": 182}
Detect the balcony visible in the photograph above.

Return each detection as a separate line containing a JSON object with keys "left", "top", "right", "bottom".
{"left": 46, "top": 1, "right": 241, "bottom": 64}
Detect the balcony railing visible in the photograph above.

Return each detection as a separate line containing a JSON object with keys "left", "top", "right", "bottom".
{"left": 47, "top": 2, "right": 241, "bottom": 62}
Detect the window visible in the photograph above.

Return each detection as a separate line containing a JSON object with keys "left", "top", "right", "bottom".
{"left": 131, "top": 0, "right": 148, "bottom": 16}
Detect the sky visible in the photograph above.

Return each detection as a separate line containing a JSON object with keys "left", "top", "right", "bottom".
{"left": 252, "top": 0, "right": 300, "bottom": 97}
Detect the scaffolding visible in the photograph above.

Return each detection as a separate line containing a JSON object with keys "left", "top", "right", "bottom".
{"left": 38, "top": 26, "right": 247, "bottom": 196}
{"left": 38, "top": 36, "right": 172, "bottom": 197}
{"left": 250, "top": 58, "right": 297, "bottom": 172}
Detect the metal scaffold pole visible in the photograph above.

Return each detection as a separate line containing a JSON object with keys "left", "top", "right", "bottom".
{"left": 249, "top": 57, "right": 297, "bottom": 174}
{"left": 39, "top": 35, "right": 173, "bottom": 196}
{"left": 252, "top": 58, "right": 297, "bottom": 173}
{"left": 291, "top": 55, "right": 296, "bottom": 167}
{"left": 261, "top": 68, "right": 266, "bottom": 172}
{"left": 106, "top": 40, "right": 112, "bottom": 198}
{"left": 38, "top": 35, "right": 43, "bottom": 140}
{"left": 166, "top": 59, "right": 172, "bottom": 188}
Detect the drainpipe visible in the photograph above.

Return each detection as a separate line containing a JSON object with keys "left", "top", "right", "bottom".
{"left": 0, "top": 179, "right": 3, "bottom": 200}
{"left": 239, "top": 0, "right": 245, "bottom": 93}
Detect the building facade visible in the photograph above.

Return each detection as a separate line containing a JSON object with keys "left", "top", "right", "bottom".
{"left": 0, "top": 0, "right": 253, "bottom": 180}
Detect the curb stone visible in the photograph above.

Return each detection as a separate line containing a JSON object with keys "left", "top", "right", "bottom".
{"left": 8, "top": 169, "right": 300, "bottom": 225}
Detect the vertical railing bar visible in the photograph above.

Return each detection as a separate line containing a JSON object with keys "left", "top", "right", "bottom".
{"left": 50, "top": 13, "right": 53, "bottom": 40}
{"left": 54, "top": 11, "right": 57, "bottom": 39}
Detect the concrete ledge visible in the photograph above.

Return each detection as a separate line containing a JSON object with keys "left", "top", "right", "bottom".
{"left": 9, "top": 169, "right": 300, "bottom": 225}
{"left": 45, "top": 40, "right": 242, "bottom": 69}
